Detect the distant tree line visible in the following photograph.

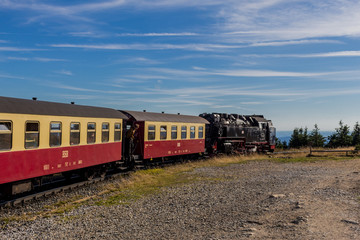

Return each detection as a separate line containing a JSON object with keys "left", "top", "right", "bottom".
{"left": 276, "top": 121, "right": 360, "bottom": 149}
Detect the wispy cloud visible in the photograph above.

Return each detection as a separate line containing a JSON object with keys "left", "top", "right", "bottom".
{"left": 47, "top": 82, "right": 100, "bottom": 92}
{"left": 0, "top": 0, "right": 128, "bottom": 26}
{"left": 7, "top": 57, "right": 29, "bottom": 61}
{"left": 113, "top": 78, "right": 146, "bottom": 83}
{"left": 54, "top": 94, "right": 101, "bottom": 100}
{"left": 248, "top": 39, "right": 343, "bottom": 47}
{"left": 240, "top": 101, "right": 264, "bottom": 105}
{"left": 292, "top": 51, "right": 360, "bottom": 58}
{"left": 68, "top": 31, "right": 103, "bottom": 38}
{"left": 0, "top": 0, "right": 217, "bottom": 26}
{"left": 192, "top": 66, "right": 207, "bottom": 70}
{"left": 211, "top": 69, "right": 333, "bottom": 78}
{"left": 7, "top": 57, "right": 67, "bottom": 62}
{"left": 0, "top": 47, "right": 41, "bottom": 52}
{"left": 115, "top": 57, "right": 162, "bottom": 65}
{"left": 125, "top": 75, "right": 170, "bottom": 80}
{"left": 147, "top": 85, "right": 306, "bottom": 98}
{"left": 35, "top": 57, "right": 67, "bottom": 62}
{"left": 0, "top": 0, "right": 127, "bottom": 15}
{"left": 146, "top": 67, "right": 344, "bottom": 78}
{"left": 246, "top": 51, "right": 360, "bottom": 58}
{"left": 0, "top": 73, "right": 26, "bottom": 80}
{"left": 55, "top": 70, "right": 73, "bottom": 76}
{"left": 220, "top": 1, "right": 360, "bottom": 41}
{"left": 117, "top": 32, "right": 199, "bottom": 37}
{"left": 49, "top": 43, "right": 242, "bottom": 51}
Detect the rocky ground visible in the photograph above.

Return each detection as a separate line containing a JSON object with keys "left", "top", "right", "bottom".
{"left": 1, "top": 158, "right": 360, "bottom": 240}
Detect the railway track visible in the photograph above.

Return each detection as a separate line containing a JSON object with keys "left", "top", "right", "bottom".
{"left": 0, "top": 171, "right": 131, "bottom": 209}
{"left": 0, "top": 158, "right": 196, "bottom": 209}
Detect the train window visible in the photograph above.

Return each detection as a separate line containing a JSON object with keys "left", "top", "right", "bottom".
{"left": 25, "top": 121, "right": 39, "bottom": 149}
{"left": 50, "top": 122, "right": 62, "bottom": 147}
{"left": 114, "top": 123, "right": 121, "bottom": 142}
{"left": 0, "top": 121, "right": 12, "bottom": 150}
{"left": 160, "top": 126, "right": 167, "bottom": 140}
{"left": 198, "top": 126, "right": 204, "bottom": 139}
{"left": 70, "top": 122, "right": 80, "bottom": 145}
{"left": 181, "top": 126, "right": 187, "bottom": 139}
{"left": 190, "top": 126, "right": 195, "bottom": 139}
{"left": 171, "top": 126, "right": 177, "bottom": 140}
{"left": 102, "top": 123, "right": 109, "bottom": 143}
{"left": 87, "top": 122, "right": 96, "bottom": 144}
{"left": 148, "top": 125, "right": 155, "bottom": 140}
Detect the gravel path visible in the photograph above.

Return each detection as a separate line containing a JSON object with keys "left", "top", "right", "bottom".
{"left": 1, "top": 159, "right": 360, "bottom": 239}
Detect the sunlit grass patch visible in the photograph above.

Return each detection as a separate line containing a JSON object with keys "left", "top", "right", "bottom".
{"left": 96, "top": 154, "right": 269, "bottom": 206}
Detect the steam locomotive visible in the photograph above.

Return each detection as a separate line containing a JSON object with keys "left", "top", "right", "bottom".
{"left": 200, "top": 113, "right": 276, "bottom": 154}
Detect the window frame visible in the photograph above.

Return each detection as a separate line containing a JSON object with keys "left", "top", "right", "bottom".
{"left": 49, "top": 121, "right": 62, "bottom": 147}
{"left": 87, "top": 122, "right": 96, "bottom": 144}
{"left": 171, "top": 125, "right": 178, "bottom": 140}
{"left": 70, "top": 122, "right": 81, "bottom": 145}
{"left": 198, "top": 126, "right": 204, "bottom": 139}
{"left": 114, "top": 122, "right": 122, "bottom": 142}
{"left": 181, "top": 126, "right": 187, "bottom": 139}
{"left": 0, "top": 120, "right": 12, "bottom": 151}
{"left": 102, "top": 122, "right": 110, "bottom": 143}
{"left": 190, "top": 126, "right": 196, "bottom": 139}
{"left": 25, "top": 121, "right": 40, "bottom": 149}
{"left": 148, "top": 125, "right": 156, "bottom": 141}
{"left": 160, "top": 125, "right": 167, "bottom": 140}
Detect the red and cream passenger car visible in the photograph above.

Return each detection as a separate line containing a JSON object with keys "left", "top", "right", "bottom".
{"left": 0, "top": 96, "right": 127, "bottom": 195}
{"left": 121, "top": 110, "right": 209, "bottom": 161}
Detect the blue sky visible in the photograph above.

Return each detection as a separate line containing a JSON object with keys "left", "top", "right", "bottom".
{"left": 1, "top": 0, "right": 360, "bottom": 131}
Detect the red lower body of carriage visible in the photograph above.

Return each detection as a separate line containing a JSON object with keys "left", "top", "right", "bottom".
{"left": 0, "top": 142, "right": 122, "bottom": 185}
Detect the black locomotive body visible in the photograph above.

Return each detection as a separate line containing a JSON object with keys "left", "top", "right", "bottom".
{"left": 199, "top": 113, "right": 276, "bottom": 154}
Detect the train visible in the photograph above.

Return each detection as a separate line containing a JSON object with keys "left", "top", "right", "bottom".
{"left": 0, "top": 96, "right": 275, "bottom": 197}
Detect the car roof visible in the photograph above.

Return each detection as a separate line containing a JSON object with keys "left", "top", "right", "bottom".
{"left": 0, "top": 96, "right": 128, "bottom": 119}
{"left": 121, "top": 110, "right": 209, "bottom": 124}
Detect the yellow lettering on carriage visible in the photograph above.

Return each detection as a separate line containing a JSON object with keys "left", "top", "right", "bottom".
{"left": 62, "top": 150, "right": 69, "bottom": 158}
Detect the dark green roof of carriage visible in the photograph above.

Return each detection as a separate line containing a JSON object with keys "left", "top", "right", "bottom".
{"left": 0, "top": 96, "right": 127, "bottom": 119}
{"left": 121, "top": 110, "right": 209, "bottom": 124}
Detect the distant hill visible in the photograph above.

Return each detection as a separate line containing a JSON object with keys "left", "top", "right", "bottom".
{"left": 277, "top": 131, "right": 334, "bottom": 144}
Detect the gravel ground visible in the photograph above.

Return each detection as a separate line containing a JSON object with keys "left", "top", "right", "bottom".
{"left": 1, "top": 159, "right": 360, "bottom": 240}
